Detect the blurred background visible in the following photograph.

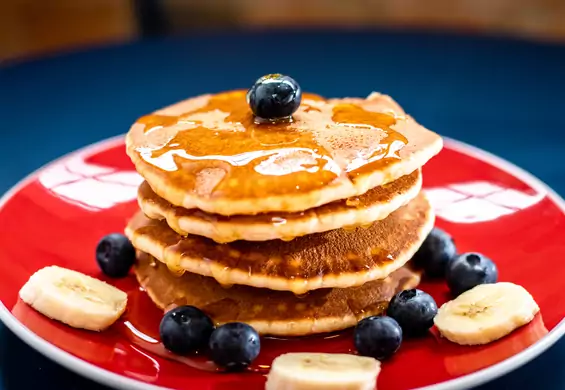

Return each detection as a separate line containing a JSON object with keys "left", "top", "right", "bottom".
{"left": 2, "top": 0, "right": 565, "bottom": 62}
{"left": 1, "top": 5, "right": 565, "bottom": 390}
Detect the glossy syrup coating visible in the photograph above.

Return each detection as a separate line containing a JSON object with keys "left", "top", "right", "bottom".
{"left": 136, "top": 169, "right": 422, "bottom": 243}
{"left": 134, "top": 90, "right": 405, "bottom": 197}
{"left": 124, "top": 90, "right": 441, "bottom": 215}
{"left": 134, "top": 252, "right": 422, "bottom": 336}
{"left": 125, "top": 192, "right": 435, "bottom": 294}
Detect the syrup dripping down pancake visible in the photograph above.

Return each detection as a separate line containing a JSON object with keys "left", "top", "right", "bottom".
{"left": 138, "top": 170, "right": 422, "bottom": 243}
{"left": 126, "top": 91, "right": 442, "bottom": 216}
{"left": 134, "top": 252, "right": 421, "bottom": 336}
{"left": 125, "top": 192, "right": 434, "bottom": 295}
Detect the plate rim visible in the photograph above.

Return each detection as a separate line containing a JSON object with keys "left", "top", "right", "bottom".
{"left": 0, "top": 135, "right": 563, "bottom": 390}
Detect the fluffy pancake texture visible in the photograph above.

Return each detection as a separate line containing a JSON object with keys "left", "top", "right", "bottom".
{"left": 124, "top": 87, "right": 442, "bottom": 337}
{"left": 135, "top": 252, "right": 422, "bottom": 336}
{"left": 125, "top": 192, "right": 434, "bottom": 295}
{"left": 138, "top": 169, "right": 422, "bottom": 243}
{"left": 126, "top": 91, "right": 442, "bottom": 216}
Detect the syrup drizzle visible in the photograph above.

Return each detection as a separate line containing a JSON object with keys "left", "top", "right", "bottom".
{"left": 117, "top": 286, "right": 354, "bottom": 375}
{"left": 119, "top": 320, "right": 218, "bottom": 372}
{"left": 132, "top": 90, "right": 408, "bottom": 200}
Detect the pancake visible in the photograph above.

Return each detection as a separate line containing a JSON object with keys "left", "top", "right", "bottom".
{"left": 138, "top": 169, "right": 422, "bottom": 243}
{"left": 125, "top": 192, "right": 434, "bottom": 294}
{"left": 126, "top": 90, "right": 442, "bottom": 216}
{"left": 135, "top": 251, "right": 422, "bottom": 336}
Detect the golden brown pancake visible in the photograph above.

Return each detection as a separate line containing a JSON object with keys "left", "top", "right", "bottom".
{"left": 126, "top": 91, "right": 442, "bottom": 216}
{"left": 125, "top": 192, "right": 434, "bottom": 294}
{"left": 138, "top": 169, "right": 422, "bottom": 243}
{"left": 135, "top": 252, "right": 421, "bottom": 336}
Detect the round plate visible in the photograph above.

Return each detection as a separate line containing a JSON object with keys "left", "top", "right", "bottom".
{"left": 0, "top": 136, "right": 564, "bottom": 390}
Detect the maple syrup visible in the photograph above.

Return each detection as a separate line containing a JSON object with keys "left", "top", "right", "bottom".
{"left": 133, "top": 90, "right": 407, "bottom": 201}
{"left": 117, "top": 285, "right": 353, "bottom": 375}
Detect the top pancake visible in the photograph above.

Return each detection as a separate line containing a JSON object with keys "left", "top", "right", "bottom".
{"left": 126, "top": 90, "right": 442, "bottom": 216}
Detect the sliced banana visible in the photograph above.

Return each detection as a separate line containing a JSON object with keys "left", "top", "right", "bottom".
{"left": 19, "top": 266, "right": 128, "bottom": 331}
{"left": 265, "top": 353, "right": 380, "bottom": 390}
{"left": 434, "top": 282, "right": 539, "bottom": 346}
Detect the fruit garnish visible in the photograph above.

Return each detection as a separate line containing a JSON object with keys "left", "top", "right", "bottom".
{"left": 447, "top": 252, "right": 498, "bottom": 296}
{"left": 208, "top": 322, "right": 260, "bottom": 371}
{"left": 159, "top": 305, "right": 215, "bottom": 354}
{"left": 387, "top": 289, "right": 438, "bottom": 336}
{"left": 96, "top": 233, "right": 136, "bottom": 278}
{"left": 19, "top": 266, "right": 127, "bottom": 331}
{"left": 434, "top": 282, "right": 539, "bottom": 345}
{"left": 413, "top": 227, "right": 457, "bottom": 277}
{"left": 266, "top": 353, "right": 380, "bottom": 390}
{"left": 354, "top": 316, "right": 402, "bottom": 360}
{"left": 247, "top": 74, "right": 302, "bottom": 120}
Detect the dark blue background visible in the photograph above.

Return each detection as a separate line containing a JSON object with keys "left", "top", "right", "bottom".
{"left": 1, "top": 30, "right": 565, "bottom": 389}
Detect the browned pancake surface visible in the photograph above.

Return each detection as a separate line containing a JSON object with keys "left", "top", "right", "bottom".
{"left": 137, "top": 170, "right": 422, "bottom": 242}
{"left": 139, "top": 169, "right": 420, "bottom": 225}
{"left": 126, "top": 91, "right": 442, "bottom": 215}
{"left": 135, "top": 252, "right": 421, "bottom": 335}
{"left": 126, "top": 192, "right": 432, "bottom": 282}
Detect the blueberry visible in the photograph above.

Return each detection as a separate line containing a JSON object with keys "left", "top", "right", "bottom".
{"left": 446, "top": 252, "right": 498, "bottom": 296}
{"left": 387, "top": 289, "right": 438, "bottom": 336}
{"left": 159, "top": 306, "right": 215, "bottom": 355}
{"left": 209, "top": 322, "right": 260, "bottom": 371}
{"left": 247, "top": 74, "right": 302, "bottom": 120}
{"left": 413, "top": 228, "right": 457, "bottom": 278}
{"left": 96, "top": 233, "right": 135, "bottom": 278}
{"left": 354, "top": 316, "right": 402, "bottom": 360}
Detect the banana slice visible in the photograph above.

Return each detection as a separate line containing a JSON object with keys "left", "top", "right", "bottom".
{"left": 434, "top": 282, "right": 539, "bottom": 345}
{"left": 265, "top": 353, "right": 380, "bottom": 390}
{"left": 19, "top": 266, "right": 128, "bottom": 331}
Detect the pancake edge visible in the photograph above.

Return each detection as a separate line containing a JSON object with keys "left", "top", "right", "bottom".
{"left": 125, "top": 92, "right": 443, "bottom": 216}
{"left": 138, "top": 170, "right": 423, "bottom": 243}
{"left": 125, "top": 195, "right": 435, "bottom": 295}
{"left": 134, "top": 257, "right": 422, "bottom": 336}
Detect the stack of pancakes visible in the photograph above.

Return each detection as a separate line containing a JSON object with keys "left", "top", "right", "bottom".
{"left": 124, "top": 90, "right": 443, "bottom": 336}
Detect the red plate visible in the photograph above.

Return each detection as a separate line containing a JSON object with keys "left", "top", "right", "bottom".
{"left": 1, "top": 137, "right": 564, "bottom": 390}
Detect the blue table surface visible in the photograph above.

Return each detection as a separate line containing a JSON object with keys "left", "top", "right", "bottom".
{"left": 1, "top": 30, "right": 565, "bottom": 389}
